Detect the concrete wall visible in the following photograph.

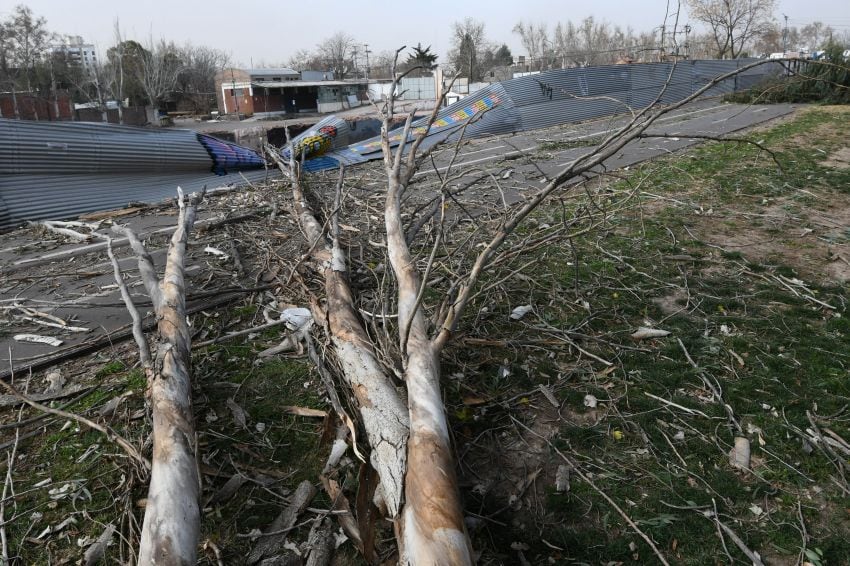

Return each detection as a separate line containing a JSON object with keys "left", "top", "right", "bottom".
{"left": 367, "top": 82, "right": 394, "bottom": 101}
{"left": 318, "top": 101, "right": 345, "bottom": 113}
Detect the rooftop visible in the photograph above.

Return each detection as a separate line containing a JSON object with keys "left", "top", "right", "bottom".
{"left": 247, "top": 68, "right": 298, "bottom": 76}
{"left": 251, "top": 80, "right": 369, "bottom": 88}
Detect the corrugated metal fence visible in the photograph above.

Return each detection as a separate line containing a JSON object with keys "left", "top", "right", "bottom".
{"left": 0, "top": 120, "right": 268, "bottom": 231}
{"left": 1, "top": 59, "right": 781, "bottom": 230}
{"left": 295, "top": 58, "right": 781, "bottom": 171}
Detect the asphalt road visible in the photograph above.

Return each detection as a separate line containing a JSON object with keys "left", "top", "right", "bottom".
{"left": 0, "top": 99, "right": 799, "bottom": 378}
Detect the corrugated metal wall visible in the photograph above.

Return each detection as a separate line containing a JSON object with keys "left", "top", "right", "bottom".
{"left": 1, "top": 59, "right": 780, "bottom": 231}
{"left": 302, "top": 59, "right": 781, "bottom": 172}
{"left": 0, "top": 120, "right": 268, "bottom": 231}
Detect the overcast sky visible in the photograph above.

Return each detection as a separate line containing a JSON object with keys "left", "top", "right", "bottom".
{"left": 7, "top": 0, "right": 850, "bottom": 66}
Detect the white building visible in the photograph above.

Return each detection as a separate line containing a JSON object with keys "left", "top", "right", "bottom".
{"left": 51, "top": 35, "right": 98, "bottom": 71}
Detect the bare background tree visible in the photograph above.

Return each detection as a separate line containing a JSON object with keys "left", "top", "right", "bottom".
{"left": 448, "top": 18, "right": 488, "bottom": 81}
{"left": 0, "top": 5, "right": 51, "bottom": 119}
{"left": 513, "top": 21, "right": 553, "bottom": 70}
{"left": 134, "top": 38, "right": 183, "bottom": 122}
{"left": 286, "top": 48, "right": 324, "bottom": 72}
{"left": 175, "top": 44, "right": 230, "bottom": 113}
{"left": 687, "top": 0, "right": 777, "bottom": 58}
{"left": 316, "top": 31, "right": 356, "bottom": 79}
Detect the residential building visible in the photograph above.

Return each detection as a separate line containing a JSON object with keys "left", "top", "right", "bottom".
{"left": 50, "top": 35, "right": 98, "bottom": 71}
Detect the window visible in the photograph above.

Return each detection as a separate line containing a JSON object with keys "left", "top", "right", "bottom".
{"left": 232, "top": 88, "right": 244, "bottom": 96}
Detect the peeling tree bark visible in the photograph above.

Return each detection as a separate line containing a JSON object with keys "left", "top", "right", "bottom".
{"left": 266, "top": 150, "right": 410, "bottom": 518}
{"left": 383, "top": 122, "right": 474, "bottom": 564}
{"left": 112, "top": 188, "right": 204, "bottom": 565}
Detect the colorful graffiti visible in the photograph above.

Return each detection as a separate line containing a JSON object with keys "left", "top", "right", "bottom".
{"left": 348, "top": 94, "right": 502, "bottom": 155}
{"left": 197, "top": 133, "right": 266, "bottom": 175}
{"left": 282, "top": 116, "right": 350, "bottom": 162}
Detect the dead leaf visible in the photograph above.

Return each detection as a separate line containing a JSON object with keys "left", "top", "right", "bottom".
{"left": 555, "top": 464, "right": 571, "bottom": 492}
{"left": 226, "top": 398, "right": 248, "bottom": 429}
{"left": 538, "top": 384, "right": 559, "bottom": 408}
{"left": 510, "top": 305, "right": 533, "bottom": 320}
{"left": 98, "top": 391, "right": 133, "bottom": 419}
{"left": 729, "top": 349, "right": 745, "bottom": 367}
{"left": 44, "top": 369, "right": 65, "bottom": 394}
{"left": 84, "top": 523, "right": 115, "bottom": 565}
{"left": 729, "top": 436, "right": 751, "bottom": 470}
{"left": 206, "top": 474, "right": 246, "bottom": 507}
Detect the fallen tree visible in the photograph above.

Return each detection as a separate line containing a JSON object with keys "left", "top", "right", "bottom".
{"left": 108, "top": 188, "right": 206, "bottom": 564}
{"left": 39, "top": 51, "right": 814, "bottom": 563}
{"left": 264, "top": 53, "right": 799, "bottom": 564}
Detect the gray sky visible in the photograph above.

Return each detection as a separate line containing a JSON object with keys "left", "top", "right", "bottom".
{"left": 8, "top": 0, "right": 850, "bottom": 66}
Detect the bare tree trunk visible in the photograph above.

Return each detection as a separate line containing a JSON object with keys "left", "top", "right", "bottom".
{"left": 385, "top": 157, "right": 473, "bottom": 565}
{"left": 267, "top": 149, "right": 409, "bottom": 518}
{"left": 112, "top": 189, "right": 205, "bottom": 565}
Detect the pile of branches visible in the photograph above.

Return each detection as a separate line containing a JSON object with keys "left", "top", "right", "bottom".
{"left": 727, "top": 48, "right": 850, "bottom": 104}
{"left": 20, "top": 54, "right": 788, "bottom": 565}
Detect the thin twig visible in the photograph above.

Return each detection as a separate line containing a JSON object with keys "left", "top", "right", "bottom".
{"left": 106, "top": 237, "right": 152, "bottom": 368}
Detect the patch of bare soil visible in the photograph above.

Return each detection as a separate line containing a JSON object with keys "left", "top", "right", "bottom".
{"left": 652, "top": 288, "right": 689, "bottom": 316}
{"left": 460, "top": 403, "right": 559, "bottom": 505}
{"left": 690, "top": 190, "right": 850, "bottom": 284}
{"left": 824, "top": 146, "right": 850, "bottom": 169}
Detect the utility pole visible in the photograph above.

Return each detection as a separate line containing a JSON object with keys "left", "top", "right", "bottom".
{"left": 230, "top": 67, "right": 240, "bottom": 121}
{"left": 783, "top": 14, "right": 789, "bottom": 53}
{"left": 363, "top": 44, "right": 371, "bottom": 80}
{"left": 684, "top": 24, "right": 691, "bottom": 59}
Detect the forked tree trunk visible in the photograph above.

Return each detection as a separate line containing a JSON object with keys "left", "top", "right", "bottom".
{"left": 113, "top": 190, "right": 203, "bottom": 564}
{"left": 276, "top": 155, "right": 410, "bottom": 518}
{"left": 385, "top": 175, "right": 473, "bottom": 564}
